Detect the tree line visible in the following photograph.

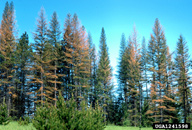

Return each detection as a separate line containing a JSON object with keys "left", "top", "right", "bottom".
{"left": 0, "top": 1, "right": 191, "bottom": 127}
{"left": 116, "top": 20, "right": 191, "bottom": 126}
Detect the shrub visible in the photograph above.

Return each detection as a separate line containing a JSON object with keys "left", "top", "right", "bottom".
{"left": 32, "top": 102, "right": 62, "bottom": 130}
{"left": 18, "top": 116, "right": 31, "bottom": 125}
{"left": 122, "top": 118, "right": 131, "bottom": 127}
{"left": 56, "top": 94, "right": 105, "bottom": 130}
{"left": 33, "top": 93, "right": 105, "bottom": 130}
{"left": 0, "top": 98, "right": 10, "bottom": 125}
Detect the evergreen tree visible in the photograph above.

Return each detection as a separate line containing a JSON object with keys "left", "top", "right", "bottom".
{"left": 0, "top": 98, "right": 9, "bottom": 125}
{"left": 175, "top": 35, "right": 191, "bottom": 123}
{"left": 15, "top": 32, "right": 31, "bottom": 118}
{"left": 117, "top": 33, "right": 126, "bottom": 99}
{"left": 87, "top": 33, "right": 98, "bottom": 107}
{"left": 140, "top": 37, "right": 149, "bottom": 101}
{"left": 97, "top": 27, "right": 113, "bottom": 122}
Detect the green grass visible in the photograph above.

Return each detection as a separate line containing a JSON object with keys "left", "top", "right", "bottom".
{"left": 1, "top": 123, "right": 153, "bottom": 130}
{"left": 1, "top": 122, "right": 175, "bottom": 130}
{"left": 0, "top": 121, "right": 36, "bottom": 130}
{"left": 105, "top": 125, "right": 153, "bottom": 130}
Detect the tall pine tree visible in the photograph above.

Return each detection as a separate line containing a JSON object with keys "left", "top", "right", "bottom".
{"left": 175, "top": 35, "right": 191, "bottom": 123}
{"left": 15, "top": 32, "right": 32, "bottom": 118}
{"left": 97, "top": 27, "right": 113, "bottom": 122}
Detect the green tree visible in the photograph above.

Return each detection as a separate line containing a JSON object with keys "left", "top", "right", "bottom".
{"left": 140, "top": 37, "right": 149, "bottom": 101}
{"left": 87, "top": 33, "right": 98, "bottom": 107}
{"left": 175, "top": 35, "right": 191, "bottom": 123}
{"left": 97, "top": 27, "right": 113, "bottom": 122}
{"left": 117, "top": 33, "right": 126, "bottom": 99}
{"left": 0, "top": 98, "right": 9, "bottom": 125}
{"left": 15, "top": 32, "right": 32, "bottom": 118}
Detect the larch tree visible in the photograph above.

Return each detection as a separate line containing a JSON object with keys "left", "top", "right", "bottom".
{"left": 62, "top": 13, "right": 90, "bottom": 106}
{"left": 175, "top": 35, "right": 191, "bottom": 123}
{"left": 70, "top": 14, "right": 90, "bottom": 106}
{"left": 30, "top": 7, "right": 54, "bottom": 106}
{"left": 48, "top": 11, "right": 62, "bottom": 107}
{"left": 163, "top": 46, "right": 178, "bottom": 123}
{"left": 62, "top": 13, "right": 73, "bottom": 100}
{"left": 0, "top": 1, "right": 17, "bottom": 116}
{"left": 97, "top": 27, "right": 113, "bottom": 122}
{"left": 126, "top": 27, "right": 141, "bottom": 127}
{"left": 146, "top": 18, "right": 176, "bottom": 123}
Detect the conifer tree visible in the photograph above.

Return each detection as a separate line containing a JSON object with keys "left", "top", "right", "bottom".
{"left": 15, "top": 32, "right": 31, "bottom": 118}
{"left": 66, "top": 14, "right": 90, "bottom": 105}
{"left": 48, "top": 11, "right": 62, "bottom": 106}
{"left": 88, "top": 33, "right": 98, "bottom": 107}
{"left": 0, "top": 1, "right": 17, "bottom": 116}
{"left": 62, "top": 13, "right": 90, "bottom": 106}
{"left": 163, "top": 47, "right": 178, "bottom": 123}
{"left": 30, "top": 7, "right": 54, "bottom": 106}
{"left": 117, "top": 33, "right": 126, "bottom": 98}
{"left": 140, "top": 37, "right": 149, "bottom": 101}
{"left": 97, "top": 27, "right": 113, "bottom": 122}
{"left": 146, "top": 18, "right": 176, "bottom": 123}
{"left": 62, "top": 13, "right": 73, "bottom": 100}
{"left": 126, "top": 27, "right": 141, "bottom": 126}
{"left": 175, "top": 35, "right": 191, "bottom": 123}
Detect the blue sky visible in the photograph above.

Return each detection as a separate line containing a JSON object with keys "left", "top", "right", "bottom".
{"left": 0, "top": 0, "right": 192, "bottom": 90}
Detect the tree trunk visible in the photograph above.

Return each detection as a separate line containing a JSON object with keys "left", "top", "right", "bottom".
{"left": 54, "top": 63, "right": 57, "bottom": 107}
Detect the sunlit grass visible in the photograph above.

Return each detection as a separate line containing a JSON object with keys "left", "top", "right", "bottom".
{"left": 2, "top": 122, "right": 183, "bottom": 130}
{"left": 0, "top": 121, "right": 36, "bottom": 130}
{"left": 105, "top": 125, "right": 153, "bottom": 130}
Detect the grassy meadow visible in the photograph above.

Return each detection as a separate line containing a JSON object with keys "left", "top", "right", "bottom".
{"left": 0, "top": 122, "right": 157, "bottom": 130}
{"left": 0, "top": 122, "right": 35, "bottom": 130}
{"left": 105, "top": 125, "right": 153, "bottom": 130}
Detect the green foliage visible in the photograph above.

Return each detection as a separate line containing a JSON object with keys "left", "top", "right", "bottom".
{"left": 18, "top": 116, "right": 31, "bottom": 126}
{"left": 141, "top": 99, "right": 153, "bottom": 127}
{"left": 175, "top": 35, "right": 191, "bottom": 123}
{"left": 0, "top": 98, "right": 10, "bottom": 125}
{"left": 97, "top": 27, "right": 113, "bottom": 122}
{"left": 56, "top": 93, "right": 105, "bottom": 130}
{"left": 33, "top": 93, "right": 105, "bottom": 130}
{"left": 32, "top": 101, "right": 62, "bottom": 130}
{"left": 122, "top": 119, "right": 131, "bottom": 127}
